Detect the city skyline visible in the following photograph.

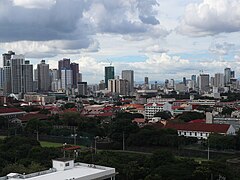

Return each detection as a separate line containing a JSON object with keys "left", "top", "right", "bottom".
{"left": 0, "top": 0, "right": 240, "bottom": 83}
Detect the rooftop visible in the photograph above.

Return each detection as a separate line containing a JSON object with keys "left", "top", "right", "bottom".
{"left": 3, "top": 160, "right": 116, "bottom": 180}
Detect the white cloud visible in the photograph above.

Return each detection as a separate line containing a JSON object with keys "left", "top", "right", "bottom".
{"left": 13, "top": 0, "right": 56, "bottom": 9}
{"left": 177, "top": 0, "right": 240, "bottom": 36}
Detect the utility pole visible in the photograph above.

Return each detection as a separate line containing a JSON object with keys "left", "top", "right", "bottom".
{"left": 207, "top": 138, "right": 210, "bottom": 160}
{"left": 123, "top": 131, "right": 125, "bottom": 151}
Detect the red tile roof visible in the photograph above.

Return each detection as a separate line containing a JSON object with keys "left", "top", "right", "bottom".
{"left": 63, "top": 145, "right": 81, "bottom": 151}
{"left": 188, "top": 119, "right": 206, "bottom": 123}
{"left": 95, "top": 112, "right": 113, "bottom": 117}
{"left": 19, "top": 113, "right": 49, "bottom": 122}
{"left": 0, "top": 108, "right": 24, "bottom": 114}
{"left": 165, "top": 123, "right": 230, "bottom": 133}
{"left": 132, "top": 118, "right": 145, "bottom": 123}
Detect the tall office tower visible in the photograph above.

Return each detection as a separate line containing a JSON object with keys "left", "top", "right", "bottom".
{"left": 99, "top": 80, "right": 105, "bottom": 90}
{"left": 144, "top": 77, "right": 149, "bottom": 84}
{"left": 0, "top": 68, "right": 3, "bottom": 89}
{"left": 77, "top": 82, "right": 87, "bottom": 96}
{"left": 105, "top": 66, "right": 114, "bottom": 88}
{"left": 11, "top": 55, "right": 24, "bottom": 94}
{"left": 34, "top": 69, "right": 38, "bottom": 81}
{"left": 199, "top": 74, "right": 210, "bottom": 93}
{"left": 58, "top": 58, "right": 71, "bottom": 78}
{"left": 231, "top": 71, "right": 235, "bottom": 78}
{"left": 61, "top": 69, "right": 73, "bottom": 90}
{"left": 2, "top": 51, "right": 15, "bottom": 95}
{"left": 108, "top": 79, "right": 129, "bottom": 96}
{"left": 122, "top": 70, "right": 134, "bottom": 94}
{"left": 2, "top": 51, "right": 15, "bottom": 66}
{"left": 169, "top": 79, "right": 175, "bottom": 89}
{"left": 78, "top": 73, "right": 82, "bottom": 83}
{"left": 210, "top": 77, "right": 214, "bottom": 87}
{"left": 70, "top": 63, "right": 79, "bottom": 88}
{"left": 224, "top": 68, "right": 231, "bottom": 85}
{"left": 214, "top": 73, "right": 224, "bottom": 88}
{"left": 183, "top": 77, "right": 187, "bottom": 86}
{"left": 3, "top": 66, "right": 11, "bottom": 95}
{"left": 37, "top": 60, "right": 50, "bottom": 92}
{"left": 22, "top": 60, "right": 33, "bottom": 93}
{"left": 50, "top": 69, "right": 59, "bottom": 81}
{"left": 165, "top": 79, "right": 169, "bottom": 88}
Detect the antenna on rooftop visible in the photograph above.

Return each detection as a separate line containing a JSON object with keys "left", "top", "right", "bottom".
{"left": 107, "top": 59, "right": 112, "bottom": 66}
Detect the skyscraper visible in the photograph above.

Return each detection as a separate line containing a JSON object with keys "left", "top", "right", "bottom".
{"left": 199, "top": 74, "right": 210, "bottom": 93}
{"left": 58, "top": 58, "right": 71, "bottom": 78}
{"left": 122, "top": 70, "right": 134, "bottom": 95}
{"left": 37, "top": 60, "right": 50, "bottom": 92}
{"left": 61, "top": 69, "right": 73, "bottom": 90}
{"left": 22, "top": 60, "right": 33, "bottom": 93}
{"left": 144, "top": 77, "right": 149, "bottom": 85}
{"left": 108, "top": 79, "right": 129, "bottom": 96}
{"left": 2, "top": 51, "right": 15, "bottom": 66}
{"left": 11, "top": 55, "right": 24, "bottom": 94}
{"left": 0, "top": 68, "right": 4, "bottom": 89}
{"left": 77, "top": 82, "right": 87, "bottom": 96}
{"left": 214, "top": 73, "right": 224, "bottom": 88}
{"left": 105, "top": 66, "right": 114, "bottom": 88}
{"left": 224, "top": 68, "right": 231, "bottom": 85}
{"left": 70, "top": 63, "right": 79, "bottom": 88}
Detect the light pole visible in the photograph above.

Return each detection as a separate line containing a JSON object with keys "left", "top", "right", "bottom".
{"left": 123, "top": 131, "right": 125, "bottom": 151}
{"left": 63, "top": 143, "right": 67, "bottom": 158}
{"left": 94, "top": 136, "right": 99, "bottom": 154}
{"left": 71, "top": 127, "right": 77, "bottom": 145}
{"left": 207, "top": 138, "right": 210, "bottom": 160}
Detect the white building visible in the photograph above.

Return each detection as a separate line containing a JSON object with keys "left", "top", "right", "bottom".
{"left": 108, "top": 79, "right": 129, "bottom": 96}
{"left": 2, "top": 158, "right": 116, "bottom": 180}
{"left": 199, "top": 74, "right": 210, "bottom": 93}
{"left": 144, "top": 102, "right": 172, "bottom": 120}
{"left": 165, "top": 123, "right": 235, "bottom": 139}
{"left": 214, "top": 73, "right": 224, "bottom": 88}
{"left": 122, "top": 70, "right": 134, "bottom": 95}
{"left": 147, "top": 96, "right": 175, "bottom": 104}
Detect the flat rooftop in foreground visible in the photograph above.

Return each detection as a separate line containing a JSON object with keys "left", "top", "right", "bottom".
{"left": 2, "top": 159, "right": 116, "bottom": 180}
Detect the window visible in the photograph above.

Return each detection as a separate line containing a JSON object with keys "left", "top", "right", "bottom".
{"left": 200, "top": 133, "right": 202, "bottom": 136}
{"left": 184, "top": 132, "right": 186, "bottom": 135}
{"left": 190, "top": 132, "right": 192, "bottom": 136}
{"left": 195, "top": 132, "right": 197, "bottom": 136}
{"left": 65, "top": 162, "right": 70, "bottom": 166}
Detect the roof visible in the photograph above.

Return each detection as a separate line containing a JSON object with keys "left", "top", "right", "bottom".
{"left": 145, "top": 103, "right": 164, "bottom": 107}
{"left": 0, "top": 108, "right": 24, "bottom": 114}
{"left": 132, "top": 118, "right": 145, "bottom": 123}
{"left": 188, "top": 119, "right": 206, "bottom": 123}
{"left": 165, "top": 123, "right": 231, "bottom": 133}
{"left": 63, "top": 146, "right": 81, "bottom": 151}
{"left": 19, "top": 113, "right": 49, "bottom": 122}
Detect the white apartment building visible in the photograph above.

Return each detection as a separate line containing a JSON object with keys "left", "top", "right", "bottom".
{"left": 144, "top": 102, "right": 172, "bottom": 120}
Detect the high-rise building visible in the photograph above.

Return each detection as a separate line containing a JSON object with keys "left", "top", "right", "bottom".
{"left": 22, "top": 60, "right": 33, "bottom": 93}
{"left": 105, "top": 66, "right": 114, "bottom": 88}
{"left": 61, "top": 69, "right": 73, "bottom": 90}
{"left": 11, "top": 55, "right": 24, "bottom": 94}
{"left": 34, "top": 69, "right": 38, "bottom": 81}
{"left": 224, "top": 68, "right": 231, "bottom": 85}
{"left": 2, "top": 51, "right": 15, "bottom": 66}
{"left": 231, "top": 71, "right": 235, "bottom": 78}
{"left": 58, "top": 58, "right": 71, "bottom": 78}
{"left": 2, "top": 51, "right": 15, "bottom": 95}
{"left": 108, "top": 79, "right": 129, "bottom": 96}
{"left": 37, "top": 60, "right": 50, "bottom": 92}
{"left": 3, "top": 66, "right": 11, "bottom": 95}
{"left": 122, "top": 70, "right": 134, "bottom": 95}
{"left": 214, "top": 73, "right": 224, "bottom": 88}
{"left": 77, "top": 82, "right": 87, "bottom": 96}
{"left": 183, "top": 77, "right": 187, "bottom": 86}
{"left": 0, "top": 68, "right": 4, "bottom": 89}
{"left": 70, "top": 63, "right": 79, "bottom": 88}
{"left": 199, "top": 74, "right": 210, "bottom": 93}
{"left": 169, "top": 79, "right": 175, "bottom": 89}
{"left": 144, "top": 77, "right": 149, "bottom": 85}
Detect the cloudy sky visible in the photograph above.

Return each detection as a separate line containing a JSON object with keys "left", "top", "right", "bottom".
{"left": 1, "top": 0, "right": 240, "bottom": 83}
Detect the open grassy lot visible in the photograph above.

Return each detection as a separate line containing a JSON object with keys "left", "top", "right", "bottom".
{"left": 40, "top": 141, "right": 63, "bottom": 148}
{"left": 0, "top": 136, "right": 6, "bottom": 140}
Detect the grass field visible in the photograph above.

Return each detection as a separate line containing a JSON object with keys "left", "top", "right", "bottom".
{"left": 40, "top": 141, "right": 63, "bottom": 148}
{"left": 0, "top": 136, "right": 6, "bottom": 140}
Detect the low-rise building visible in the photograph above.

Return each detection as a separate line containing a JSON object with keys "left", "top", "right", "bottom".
{"left": 165, "top": 123, "right": 235, "bottom": 139}
{"left": 1, "top": 158, "right": 116, "bottom": 180}
{"left": 144, "top": 102, "right": 172, "bottom": 120}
